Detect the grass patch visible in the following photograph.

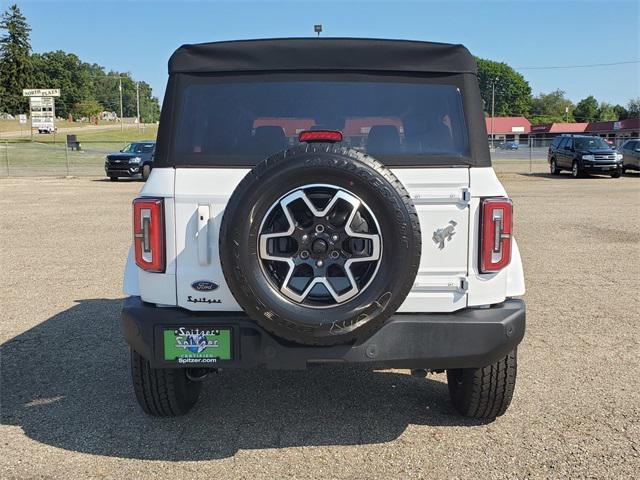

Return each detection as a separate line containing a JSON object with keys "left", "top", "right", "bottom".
{"left": 0, "top": 125, "right": 158, "bottom": 176}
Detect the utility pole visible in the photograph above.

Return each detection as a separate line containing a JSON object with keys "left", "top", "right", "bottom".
{"left": 491, "top": 78, "right": 497, "bottom": 149}
{"left": 136, "top": 82, "right": 141, "bottom": 133}
{"left": 119, "top": 77, "right": 124, "bottom": 133}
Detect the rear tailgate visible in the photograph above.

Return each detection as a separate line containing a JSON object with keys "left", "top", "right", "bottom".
{"left": 174, "top": 167, "right": 470, "bottom": 313}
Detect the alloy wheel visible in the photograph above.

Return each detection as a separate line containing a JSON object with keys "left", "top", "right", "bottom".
{"left": 257, "top": 184, "right": 382, "bottom": 307}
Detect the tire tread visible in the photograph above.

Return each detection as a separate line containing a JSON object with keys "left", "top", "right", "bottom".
{"left": 130, "top": 349, "right": 200, "bottom": 416}
{"left": 447, "top": 349, "right": 517, "bottom": 419}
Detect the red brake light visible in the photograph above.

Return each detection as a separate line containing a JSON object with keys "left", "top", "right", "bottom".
{"left": 299, "top": 130, "right": 343, "bottom": 143}
{"left": 133, "top": 197, "right": 165, "bottom": 273}
{"left": 480, "top": 198, "right": 513, "bottom": 273}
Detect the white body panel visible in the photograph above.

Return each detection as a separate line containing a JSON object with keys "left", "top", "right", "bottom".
{"left": 123, "top": 166, "right": 525, "bottom": 312}
{"left": 392, "top": 169, "right": 470, "bottom": 312}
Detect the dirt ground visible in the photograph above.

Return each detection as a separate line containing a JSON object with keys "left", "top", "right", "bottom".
{"left": 1, "top": 170, "right": 638, "bottom": 479}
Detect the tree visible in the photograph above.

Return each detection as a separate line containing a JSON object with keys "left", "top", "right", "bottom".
{"left": 476, "top": 58, "right": 531, "bottom": 116}
{"left": 529, "top": 90, "right": 574, "bottom": 124}
{"left": 613, "top": 104, "right": 629, "bottom": 120}
{"left": 91, "top": 70, "right": 161, "bottom": 122}
{"left": 73, "top": 98, "right": 102, "bottom": 118}
{"left": 596, "top": 102, "right": 617, "bottom": 121}
{"left": 0, "top": 4, "right": 32, "bottom": 114}
{"left": 628, "top": 98, "right": 640, "bottom": 118}
{"left": 573, "top": 95, "right": 598, "bottom": 122}
{"left": 30, "top": 51, "right": 94, "bottom": 118}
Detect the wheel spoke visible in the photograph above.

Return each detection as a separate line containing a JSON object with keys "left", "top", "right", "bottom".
{"left": 257, "top": 184, "right": 382, "bottom": 307}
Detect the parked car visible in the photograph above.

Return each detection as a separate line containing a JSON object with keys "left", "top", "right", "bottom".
{"left": 104, "top": 141, "right": 155, "bottom": 181}
{"left": 548, "top": 135, "right": 623, "bottom": 178}
{"left": 497, "top": 141, "right": 519, "bottom": 150}
{"left": 121, "top": 38, "right": 526, "bottom": 419}
{"left": 618, "top": 138, "right": 640, "bottom": 173}
{"left": 547, "top": 135, "right": 566, "bottom": 160}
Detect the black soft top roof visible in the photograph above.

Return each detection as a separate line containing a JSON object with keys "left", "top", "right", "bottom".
{"left": 169, "top": 38, "right": 477, "bottom": 75}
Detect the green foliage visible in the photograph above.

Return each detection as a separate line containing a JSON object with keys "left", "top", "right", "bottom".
{"left": 28, "top": 53, "right": 161, "bottom": 122}
{"left": 0, "top": 4, "right": 32, "bottom": 114}
{"left": 573, "top": 95, "right": 598, "bottom": 122}
{"left": 0, "top": 4, "right": 160, "bottom": 122}
{"left": 30, "top": 51, "right": 93, "bottom": 118}
{"left": 596, "top": 102, "right": 618, "bottom": 121}
{"left": 613, "top": 104, "right": 629, "bottom": 120}
{"left": 476, "top": 58, "right": 531, "bottom": 116}
{"left": 74, "top": 98, "right": 102, "bottom": 118}
{"left": 91, "top": 71, "right": 160, "bottom": 122}
{"left": 628, "top": 98, "right": 640, "bottom": 118}
{"left": 529, "top": 90, "right": 574, "bottom": 124}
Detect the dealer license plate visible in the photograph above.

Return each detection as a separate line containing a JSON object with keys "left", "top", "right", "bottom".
{"left": 163, "top": 327, "right": 232, "bottom": 363}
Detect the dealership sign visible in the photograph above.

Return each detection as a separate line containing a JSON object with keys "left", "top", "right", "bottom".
{"left": 23, "top": 88, "right": 60, "bottom": 133}
{"left": 22, "top": 88, "right": 60, "bottom": 97}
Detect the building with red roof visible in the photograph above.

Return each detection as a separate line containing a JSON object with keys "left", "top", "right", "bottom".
{"left": 585, "top": 118, "right": 639, "bottom": 136}
{"left": 530, "top": 123, "right": 588, "bottom": 134}
{"left": 485, "top": 116, "right": 531, "bottom": 143}
{"left": 530, "top": 118, "right": 638, "bottom": 145}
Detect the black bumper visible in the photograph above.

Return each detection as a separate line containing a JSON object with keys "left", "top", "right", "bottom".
{"left": 121, "top": 297, "right": 525, "bottom": 370}
{"left": 105, "top": 165, "right": 141, "bottom": 177}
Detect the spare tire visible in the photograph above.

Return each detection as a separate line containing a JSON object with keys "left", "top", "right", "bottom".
{"left": 219, "top": 144, "right": 421, "bottom": 345}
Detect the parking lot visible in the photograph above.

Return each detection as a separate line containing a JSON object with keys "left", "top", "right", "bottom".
{"left": 1, "top": 170, "right": 638, "bottom": 479}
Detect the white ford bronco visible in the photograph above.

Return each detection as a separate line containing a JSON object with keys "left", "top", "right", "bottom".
{"left": 121, "top": 38, "right": 526, "bottom": 419}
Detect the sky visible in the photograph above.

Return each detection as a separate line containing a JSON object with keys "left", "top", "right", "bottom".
{"left": 8, "top": 0, "right": 640, "bottom": 108}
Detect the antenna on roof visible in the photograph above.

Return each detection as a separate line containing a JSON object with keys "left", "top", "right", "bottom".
{"left": 314, "top": 24, "right": 322, "bottom": 37}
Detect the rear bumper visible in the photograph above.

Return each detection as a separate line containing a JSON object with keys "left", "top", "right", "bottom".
{"left": 121, "top": 297, "right": 526, "bottom": 370}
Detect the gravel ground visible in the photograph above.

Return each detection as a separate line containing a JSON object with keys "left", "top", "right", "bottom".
{"left": 1, "top": 171, "right": 639, "bottom": 479}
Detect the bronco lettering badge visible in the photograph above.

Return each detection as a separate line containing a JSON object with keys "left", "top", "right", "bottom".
{"left": 433, "top": 221, "right": 457, "bottom": 249}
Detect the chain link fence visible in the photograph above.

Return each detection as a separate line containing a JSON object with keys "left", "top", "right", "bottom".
{"left": 0, "top": 135, "right": 634, "bottom": 177}
{"left": 0, "top": 139, "right": 133, "bottom": 177}
{"left": 490, "top": 136, "right": 634, "bottom": 174}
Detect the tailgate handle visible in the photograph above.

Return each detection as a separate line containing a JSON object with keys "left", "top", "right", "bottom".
{"left": 196, "top": 205, "right": 210, "bottom": 266}
{"left": 412, "top": 187, "right": 470, "bottom": 205}
{"left": 413, "top": 277, "right": 468, "bottom": 293}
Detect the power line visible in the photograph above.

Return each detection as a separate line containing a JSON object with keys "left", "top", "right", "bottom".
{"left": 516, "top": 60, "right": 640, "bottom": 70}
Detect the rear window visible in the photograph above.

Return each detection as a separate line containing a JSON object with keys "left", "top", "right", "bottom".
{"left": 172, "top": 77, "right": 469, "bottom": 166}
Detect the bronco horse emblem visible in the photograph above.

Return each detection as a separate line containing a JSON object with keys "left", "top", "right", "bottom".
{"left": 432, "top": 220, "right": 457, "bottom": 249}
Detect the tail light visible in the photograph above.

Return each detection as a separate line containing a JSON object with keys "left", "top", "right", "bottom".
{"left": 480, "top": 198, "right": 513, "bottom": 273}
{"left": 133, "top": 197, "right": 165, "bottom": 273}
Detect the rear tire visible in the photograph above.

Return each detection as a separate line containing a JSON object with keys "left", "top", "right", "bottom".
{"left": 109, "top": 176, "right": 118, "bottom": 182}
{"left": 446, "top": 349, "right": 517, "bottom": 419}
{"left": 550, "top": 159, "right": 560, "bottom": 175}
{"left": 130, "top": 349, "right": 202, "bottom": 417}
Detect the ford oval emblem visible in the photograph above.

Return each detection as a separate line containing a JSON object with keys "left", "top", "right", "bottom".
{"left": 191, "top": 280, "right": 219, "bottom": 292}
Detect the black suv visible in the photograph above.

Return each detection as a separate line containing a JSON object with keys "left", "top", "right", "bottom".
{"left": 548, "top": 135, "right": 622, "bottom": 178}
{"left": 105, "top": 141, "right": 156, "bottom": 181}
